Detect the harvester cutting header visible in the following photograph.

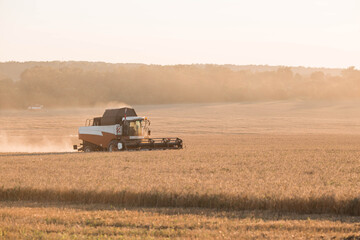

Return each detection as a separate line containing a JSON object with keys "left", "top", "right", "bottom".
{"left": 74, "top": 107, "right": 183, "bottom": 152}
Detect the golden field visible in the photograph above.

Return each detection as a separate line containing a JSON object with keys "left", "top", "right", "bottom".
{"left": 1, "top": 202, "right": 360, "bottom": 239}
{"left": 1, "top": 101, "right": 360, "bottom": 239}
{"left": 0, "top": 134, "right": 360, "bottom": 214}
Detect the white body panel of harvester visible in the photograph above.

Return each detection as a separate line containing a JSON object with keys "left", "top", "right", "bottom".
{"left": 79, "top": 124, "right": 121, "bottom": 136}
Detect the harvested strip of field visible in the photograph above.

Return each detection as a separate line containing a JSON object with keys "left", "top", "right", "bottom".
{"left": 1, "top": 134, "right": 360, "bottom": 215}
{"left": 0, "top": 202, "right": 359, "bottom": 239}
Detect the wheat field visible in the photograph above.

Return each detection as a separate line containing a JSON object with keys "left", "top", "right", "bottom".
{"left": 1, "top": 101, "right": 360, "bottom": 238}
{"left": 1, "top": 202, "right": 360, "bottom": 239}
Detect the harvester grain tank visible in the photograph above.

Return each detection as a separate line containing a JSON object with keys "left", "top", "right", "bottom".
{"left": 74, "top": 107, "right": 183, "bottom": 152}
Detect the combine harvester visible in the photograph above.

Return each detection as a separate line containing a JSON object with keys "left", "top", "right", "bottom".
{"left": 73, "top": 107, "right": 183, "bottom": 152}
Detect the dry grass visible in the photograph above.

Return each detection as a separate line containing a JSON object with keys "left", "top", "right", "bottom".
{"left": 0, "top": 202, "right": 359, "bottom": 239}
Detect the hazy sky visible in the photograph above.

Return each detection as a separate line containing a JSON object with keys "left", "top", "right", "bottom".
{"left": 0, "top": 0, "right": 359, "bottom": 68}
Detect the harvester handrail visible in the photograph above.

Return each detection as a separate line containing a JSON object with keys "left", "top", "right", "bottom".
{"left": 85, "top": 119, "right": 93, "bottom": 126}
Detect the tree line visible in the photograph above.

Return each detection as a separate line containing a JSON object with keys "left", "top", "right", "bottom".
{"left": 0, "top": 63, "right": 359, "bottom": 109}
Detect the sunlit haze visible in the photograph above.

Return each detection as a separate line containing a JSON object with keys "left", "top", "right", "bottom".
{"left": 0, "top": 0, "right": 359, "bottom": 68}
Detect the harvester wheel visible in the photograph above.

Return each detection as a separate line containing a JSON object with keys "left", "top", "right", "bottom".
{"left": 108, "top": 140, "right": 119, "bottom": 152}
{"left": 84, "top": 146, "right": 93, "bottom": 152}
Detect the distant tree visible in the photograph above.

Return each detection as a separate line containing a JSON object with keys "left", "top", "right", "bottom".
{"left": 341, "top": 66, "right": 359, "bottom": 80}
{"left": 310, "top": 71, "right": 325, "bottom": 81}
{"left": 276, "top": 67, "right": 293, "bottom": 81}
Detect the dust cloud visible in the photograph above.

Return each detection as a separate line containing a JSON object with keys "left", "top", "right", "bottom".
{"left": 94, "top": 101, "right": 132, "bottom": 109}
{"left": 0, "top": 132, "right": 73, "bottom": 153}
